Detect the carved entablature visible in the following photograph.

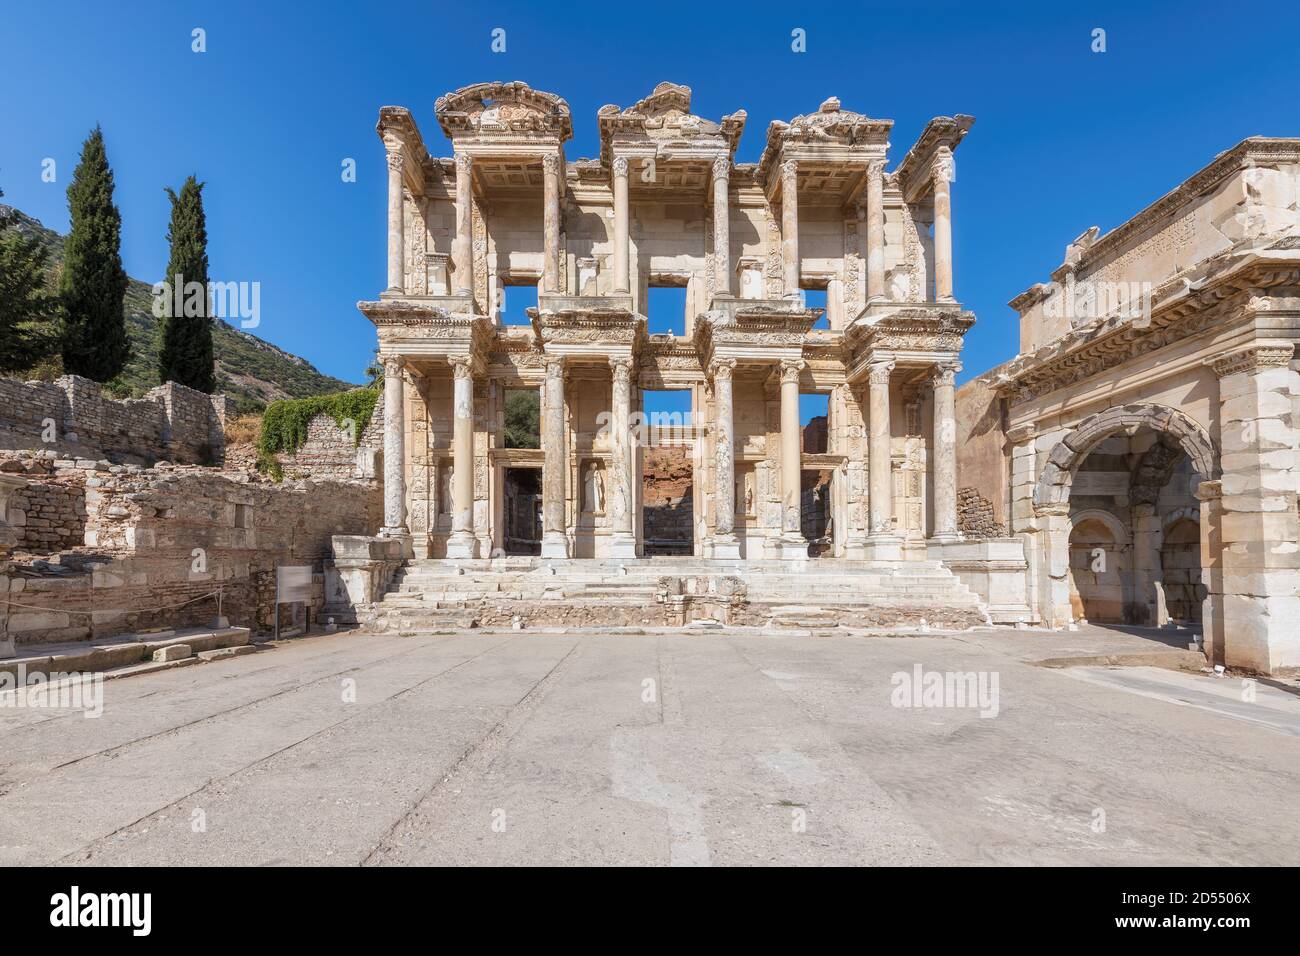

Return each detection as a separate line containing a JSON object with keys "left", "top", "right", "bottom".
{"left": 597, "top": 81, "right": 745, "bottom": 169}
{"left": 895, "top": 115, "right": 976, "bottom": 203}
{"left": 527, "top": 306, "right": 647, "bottom": 357}
{"left": 846, "top": 308, "right": 974, "bottom": 354}
{"left": 692, "top": 305, "right": 821, "bottom": 368}
{"left": 435, "top": 81, "right": 573, "bottom": 143}
{"left": 995, "top": 262, "right": 1300, "bottom": 404}
{"left": 639, "top": 337, "right": 704, "bottom": 387}
{"left": 757, "top": 97, "right": 894, "bottom": 202}
{"left": 360, "top": 299, "right": 494, "bottom": 365}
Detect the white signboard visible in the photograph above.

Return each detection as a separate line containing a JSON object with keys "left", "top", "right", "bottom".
{"left": 276, "top": 565, "right": 312, "bottom": 604}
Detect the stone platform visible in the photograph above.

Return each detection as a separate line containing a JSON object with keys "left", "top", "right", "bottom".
{"left": 364, "top": 557, "right": 989, "bottom": 633}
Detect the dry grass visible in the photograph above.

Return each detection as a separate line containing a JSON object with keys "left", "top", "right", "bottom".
{"left": 224, "top": 413, "right": 262, "bottom": 447}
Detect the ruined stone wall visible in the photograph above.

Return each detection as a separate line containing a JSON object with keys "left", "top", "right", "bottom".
{"left": 1, "top": 456, "right": 86, "bottom": 552}
{"left": 0, "top": 375, "right": 234, "bottom": 465}
{"left": 954, "top": 367, "right": 1009, "bottom": 531}
{"left": 2, "top": 462, "right": 381, "bottom": 646}
{"left": 957, "top": 486, "right": 1004, "bottom": 539}
{"left": 276, "top": 400, "right": 384, "bottom": 481}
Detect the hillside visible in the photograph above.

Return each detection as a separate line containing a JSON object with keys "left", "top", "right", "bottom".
{"left": 2, "top": 204, "right": 355, "bottom": 409}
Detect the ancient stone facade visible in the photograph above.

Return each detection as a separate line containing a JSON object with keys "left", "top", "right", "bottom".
{"left": 957, "top": 137, "right": 1300, "bottom": 672}
{"left": 361, "top": 81, "right": 978, "bottom": 565}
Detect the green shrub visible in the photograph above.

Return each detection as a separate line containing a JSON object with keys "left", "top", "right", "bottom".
{"left": 257, "top": 386, "right": 379, "bottom": 457}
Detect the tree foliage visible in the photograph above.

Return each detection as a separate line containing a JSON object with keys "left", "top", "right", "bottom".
{"left": 157, "top": 175, "right": 215, "bottom": 392}
{"left": 0, "top": 188, "right": 61, "bottom": 373}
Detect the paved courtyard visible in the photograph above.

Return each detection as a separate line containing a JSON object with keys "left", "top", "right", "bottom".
{"left": 1, "top": 626, "right": 1297, "bottom": 866}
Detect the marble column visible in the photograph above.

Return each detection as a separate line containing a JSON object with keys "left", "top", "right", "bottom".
{"left": 778, "top": 359, "right": 807, "bottom": 558}
{"left": 542, "top": 152, "right": 560, "bottom": 295}
{"left": 712, "top": 157, "right": 730, "bottom": 297}
{"left": 541, "top": 356, "right": 570, "bottom": 559}
{"left": 865, "top": 160, "right": 886, "bottom": 303}
{"left": 780, "top": 159, "right": 800, "bottom": 297}
{"left": 930, "top": 361, "right": 960, "bottom": 542}
{"left": 453, "top": 152, "right": 474, "bottom": 296}
{"left": 380, "top": 356, "right": 409, "bottom": 549}
{"left": 865, "top": 359, "right": 901, "bottom": 560}
{"left": 710, "top": 359, "right": 741, "bottom": 559}
{"left": 608, "top": 356, "right": 637, "bottom": 558}
{"left": 446, "top": 357, "right": 478, "bottom": 559}
{"left": 612, "top": 156, "right": 630, "bottom": 294}
{"left": 385, "top": 145, "right": 405, "bottom": 294}
{"left": 932, "top": 147, "right": 955, "bottom": 302}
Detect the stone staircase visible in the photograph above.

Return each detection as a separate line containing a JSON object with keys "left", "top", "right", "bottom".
{"left": 367, "top": 556, "right": 989, "bottom": 633}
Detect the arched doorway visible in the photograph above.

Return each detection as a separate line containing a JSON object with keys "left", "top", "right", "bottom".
{"left": 1032, "top": 403, "right": 1217, "bottom": 632}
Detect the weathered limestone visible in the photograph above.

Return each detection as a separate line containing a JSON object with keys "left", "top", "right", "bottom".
{"left": 709, "top": 359, "right": 740, "bottom": 559}
{"left": 379, "top": 356, "right": 408, "bottom": 546}
{"left": 780, "top": 160, "right": 799, "bottom": 297}
{"left": 865, "top": 160, "right": 886, "bottom": 303}
{"left": 1208, "top": 345, "right": 1300, "bottom": 672}
{"left": 608, "top": 357, "right": 636, "bottom": 558}
{"left": 932, "top": 147, "right": 955, "bottom": 302}
{"left": 930, "top": 362, "right": 960, "bottom": 542}
{"left": 541, "top": 356, "right": 569, "bottom": 559}
{"left": 865, "top": 360, "right": 901, "bottom": 560}
{"left": 778, "top": 359, "right": 806, "bottom": 558}
{"left": 385, "top": 145, "right": 405, "bottom": 293}
{"left": 446, "top": 357, "right": 477, "bottom": 558}
{"left": 542, "top": 152, "right": 561, "bottom": 294}
{"left": 712, "top": 157, "right": 731, "bottom": 296}
{"left": 453, "top": 152, "right": 474, "bottom": 296}
{"left": 612, "top": 156, "right": 630, "bottom": 294}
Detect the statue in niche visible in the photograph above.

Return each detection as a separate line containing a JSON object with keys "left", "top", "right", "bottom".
{"left": 583, "top": 461, "right": 605, "bottom": 514}
{"left": 439, "top": 464, "right": 453, "bottom": 515}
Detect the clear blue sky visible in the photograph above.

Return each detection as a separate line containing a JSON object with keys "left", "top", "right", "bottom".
{"left": 3, "top": 0, "right": 1297, "bottom": 403}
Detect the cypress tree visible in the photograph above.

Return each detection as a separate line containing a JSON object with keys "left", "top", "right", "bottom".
{"left": 0, "top": 188, "right": 61, "bottom": 373}
{"left": 59, "top": 126, "right": 130, "bottom": 381}
{"left": 157, "top": 175, "right": 214, "bottom": 392}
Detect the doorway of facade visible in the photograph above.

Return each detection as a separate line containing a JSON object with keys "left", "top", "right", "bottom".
{"left": 503, "top": 467, "right": 542, "bottom": 555}
{"left": 641, "top": 389, "right": 694, "bottom": 556}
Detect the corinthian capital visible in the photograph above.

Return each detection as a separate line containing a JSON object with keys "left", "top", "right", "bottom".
{"left": 455, "top": 152, "right": 473, "bottom": 175}
{"left": 930, "top": 361, "right": 960, "bottom": 388}
{"left": 932, "top": 147, "right": 955, "bottom": 184}
{"left": 451, "top": 355, "right": 475, "bottom": 380}
{"left": 609, "top": 355, "right": 633, "bottom": 380}
{"left": 779, "top": 359, "right": 805, "bottom": 385}
{"left": 381, "top": 355, "right": 405, "bottom": 377}
{"left": 867, "top": 159, "right": 886, "bottom": 182}
{"left": 386, "top": 147, "right": 405, "bottom": 173}
{"left": 712, "top": 156, "right": 730, "bottom": 181}
{"left": 709, "top": 358, "right": 736, "bottom": 382}
{"left": 867, "top": 360, "right": 895, "bottom": 385}
{"left": 611, "top": 156, "right": 629, "bottom": 178}
{"left": 542, "top": 152, "right": 560, "bottom": 176}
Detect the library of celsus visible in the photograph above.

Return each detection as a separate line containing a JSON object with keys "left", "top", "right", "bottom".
{"left": 353, "top": 79, "right": 1300, "bottom": 673}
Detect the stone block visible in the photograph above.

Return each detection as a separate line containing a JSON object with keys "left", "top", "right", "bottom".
{"left": 152, "top": 643, "right": 193, "bottom": 663}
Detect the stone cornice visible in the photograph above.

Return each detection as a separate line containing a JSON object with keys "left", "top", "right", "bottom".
{"left": 435, "top": 80, "right": 573, "bottom": 143}
{"left": 597, "top": 81, "right": 745, "bottom": 167}
{"left": 995, "top": 259, "right": 1300, "bottom": 402}
{"left": 756, "top": 96, "right": 894, "bottom": 185}
{"left": 1009, "top": 137, "right": 1300, "bottom": 308}
{"left": 896, "top": 115, "right": 976, "bottom": 203}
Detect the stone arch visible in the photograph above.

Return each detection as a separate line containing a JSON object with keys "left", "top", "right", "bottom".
{"left": 1033, "top": 403, "right": 1217, "bottom": 511}
{"left": 1068, "top": 508, "right": 1130, "bottom": 545}
{"left": 1162, "top": 504, "right": 1200, "bottom": 533}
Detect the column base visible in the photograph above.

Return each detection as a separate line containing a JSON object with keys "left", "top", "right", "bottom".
{"left": 710, "top": 534, "right": 742, "bottom": 560}
{"left": 777, "top": 535, "right": 809, "bottom": 560}
{"left": 378, "top": 528, "right": 413, "bottom": 559}
{"left": 541, "top": 532, "right": 570, "bottom": 559}
{"left": 928, "top": 531, "right": 963, "bottom": 545}
{"left": 445, "top": 530, "right": 479, "bottom": 560}
{"left": 862, "top": 534, "right": 903, "bottom": 562}
{"left": 844, "top": 537, "right": 869, "bottom": 560}
{"left": 608, "top": 533, "right": 638, "bottom": 560}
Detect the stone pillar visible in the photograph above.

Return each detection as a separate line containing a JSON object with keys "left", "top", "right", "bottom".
{"left": 778, "top": 359, "right": 807, "bottom": 558}
{"left": 865, "top": 359, "right": 901, "bottom": 560}
{"left": 379, "top": 356, "right": 409, "bottom": 549}
{"left": 541, "top": 356, "right": 570, "bottom": 559}
{"left": 446, "top": 357, "right": 478, "bottom": 559}
{"left": 932, "top": 147, "right": 955, "bottom": 302}
{"left": 1195, "top": 479, "right": 1225, "bottom": 666}
{"left": 710, "top": 358, "right": 741, "bottom": 559}
{"left": 453, "top": 152, "right": 474, "bottom": 296}
{"left": 385, "top": 145, "right": 405, "bottom": 294}
{"left": 608, "top": 356, "right": 637, "bottom": 558}
{"left": 1130, "top": 503, "right": 1164, "bottom": 626}
{"left": 930, "top": 361, "right": 960, "bottom": 542}
{"left": 712, "top": 157, "right": 730, "bottom": 297}
{"left": 542, "top": 152, "right": 561, "bottom": 295}
{"left": 1033, "top": 502, "right": 1074, "bottom": 628}
{"left": 1209, "top": 345, "right": 1300, "bottom": 672}
{"left": 612, "top": 156, "right": 630, "bottom": 294}
{"left": 865, "top": 160, "right": 886, "bottom": 303}
{"left": 780, "top": 160, "right": 799, "bottom": 297}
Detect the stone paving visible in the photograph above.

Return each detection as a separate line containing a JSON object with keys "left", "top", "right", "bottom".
{"left": 0, "top": 624, "right": 1295, "bottom": 866}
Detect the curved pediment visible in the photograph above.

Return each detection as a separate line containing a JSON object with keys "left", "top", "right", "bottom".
{"left": 436, "top": 80, "right": 572, "bottom": 142}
